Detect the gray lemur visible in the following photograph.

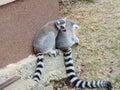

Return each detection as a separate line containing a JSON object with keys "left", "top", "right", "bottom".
{"left": 32, "top": 18, "right": 67, "bottom": 82}
{"left": 56, "top": 19, "right": 112, "bottom": 90}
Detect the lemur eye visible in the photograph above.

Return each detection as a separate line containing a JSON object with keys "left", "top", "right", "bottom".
{"left": 60, "top": 26, "right": 65, "bottom": 29}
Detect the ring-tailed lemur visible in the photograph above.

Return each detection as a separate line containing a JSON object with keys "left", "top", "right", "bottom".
{"left": 32, "top": 18, "right": 67, "bottom": 82}
{"left": 56, "top": 19, "right": 112, "bottom": 90}
{"left": 32, "top": 18, "right": 112, "bottom": 90}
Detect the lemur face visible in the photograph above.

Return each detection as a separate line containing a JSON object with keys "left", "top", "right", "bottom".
{"left": 55, "top": 17, "right": 67, "bottom": 32}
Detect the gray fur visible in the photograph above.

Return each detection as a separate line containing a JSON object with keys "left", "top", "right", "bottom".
{"left": 56, "top": 19, "right": 79, "bottom": 50}
{"left": 33, "top": 18, "right": 67, "bottom": 54}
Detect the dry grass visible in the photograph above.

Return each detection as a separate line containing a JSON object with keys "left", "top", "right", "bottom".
{"left": 53, "top": 0, "right": 120, "bottom": 90}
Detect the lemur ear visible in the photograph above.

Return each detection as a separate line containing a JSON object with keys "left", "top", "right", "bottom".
{"left": 61, "top": 17, "right": 67, "bottom": 23}
{"left": 73, "top": 24, "right": 79, "bottom": 30}
{"left": 56, "top": 20, "right": 60, "bottom": 25}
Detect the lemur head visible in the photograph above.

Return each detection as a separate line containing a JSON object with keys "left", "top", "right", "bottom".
{"left": 55, "top": 17, "right": 67, "bottom": 32}
{"left": 66, "top": 19, "right": 79, "bottom": 31}
{"left": 63, "top": 19, "right": 79, "bottom": 44}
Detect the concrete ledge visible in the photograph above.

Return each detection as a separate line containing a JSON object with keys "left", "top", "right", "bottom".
{"left": 0, "top": 51, "right": 66, "bottom": 90}
{"left": 0, "top": 0, "right": 16, "bottom": 6}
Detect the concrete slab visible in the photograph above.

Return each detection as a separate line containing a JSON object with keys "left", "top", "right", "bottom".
{"left": 0, "top": 52, "right": 66, "bottom": 90}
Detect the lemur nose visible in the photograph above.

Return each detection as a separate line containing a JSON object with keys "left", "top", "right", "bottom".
{"left": 63, "top": 29, "right": 66, "bottom": 32}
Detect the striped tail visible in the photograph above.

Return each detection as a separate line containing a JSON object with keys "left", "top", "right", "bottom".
{"left": 32, "top": 53, "right": 44, "bottom": 83}
{"left": 63, "top": 48, "right": 112, "bottom": 90}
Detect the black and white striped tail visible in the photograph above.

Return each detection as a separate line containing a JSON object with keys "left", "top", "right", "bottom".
{"left": 63, "top": 48, "right": 112, "bottom": 90}
{"left": 33, "top": 53, "right": 44, "bottom": 83}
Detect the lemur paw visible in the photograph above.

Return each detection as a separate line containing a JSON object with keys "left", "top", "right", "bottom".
{"left": 48, "top": 49, "right": 59, "bottom": 57}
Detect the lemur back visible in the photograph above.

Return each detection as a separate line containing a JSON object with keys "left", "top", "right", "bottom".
{"left": 32, "top": 18, "right": 67, "bottom": 82}
{"left": 56, "top": 19, "right": 112, "bottom": 90}
{"left": 33, "top": 21, "right": 62, "bottom": 54}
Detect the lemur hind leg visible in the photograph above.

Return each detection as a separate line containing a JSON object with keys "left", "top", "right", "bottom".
{"left": 48, "top": 48, "right": 59, "bottom": 57}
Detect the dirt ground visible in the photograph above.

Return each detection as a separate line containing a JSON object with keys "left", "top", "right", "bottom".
{"left": 52, "top": 0, "right": 120, "bottom": 90}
